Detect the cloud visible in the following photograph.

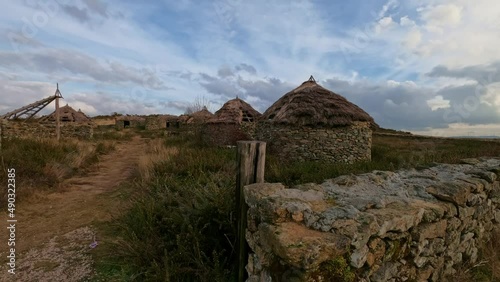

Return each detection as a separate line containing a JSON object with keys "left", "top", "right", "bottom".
{"left": 0, "top": 48, "right": 169, "bottom": 89}
{"left": 82, "top": 0, "right": 109, "bottom": 18}
{"left": 235, "top": 63, "right": 257, "bottom": 75}
{"left": 427, "top": 95, "right": 450, "bottom": 110}
{"left": 61, "top": 5, "right": 90, "bottom": 23}
{"left": 217, "top": 65, "right": 234, "bottom": 78}
{"left": 375, "top": 16, "right": 396, "bottom": 34}
{"left": 198, "top": 73, "right": 243, "bottom": 98}
{"left": 427, "top": 62, "right": 500, "bottom": 85}
{"left": 419, "top": 4, "right": 463, "bottom": 32}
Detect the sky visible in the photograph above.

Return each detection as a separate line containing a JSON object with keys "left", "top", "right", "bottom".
{"left": 0, "top": 0, "right": 500, "bottom": 136}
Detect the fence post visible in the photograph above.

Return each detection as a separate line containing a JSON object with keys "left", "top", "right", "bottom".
{"left": 0, "top": 119, "right": 3, "bottom": 152}
{"left": 236, "top": 141, "right": 266, "bottom": 282}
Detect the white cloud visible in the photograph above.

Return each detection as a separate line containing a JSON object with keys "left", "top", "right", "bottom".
{"left": 375, "top": 16, "right": 396, "bottom": 34}
{"left": 419, "top": 4, "right": 463, "bottom": 32}
{"left": 402, "top": 28, "right": 422, "bottom": 49}
{"left": 427, "top": 95, "right": 450, "bottom": 110}
{"left": 399, "top": 16, "right": 416, "bottom": 27}
{"left": 378, "top": 0, "right": 399, "bottom": 19}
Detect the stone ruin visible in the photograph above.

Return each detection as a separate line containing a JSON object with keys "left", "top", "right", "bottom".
{"left": 245, "top": 158, "right": 500, "bottom": 281}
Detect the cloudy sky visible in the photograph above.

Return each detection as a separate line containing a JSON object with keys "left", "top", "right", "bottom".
{"left": 1, "top": 0, "right": 500, "bottom": 136}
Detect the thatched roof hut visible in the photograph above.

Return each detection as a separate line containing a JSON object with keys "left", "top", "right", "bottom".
{"left": 188, "top": 106, "right": 214, "bottom": 123}
{"left": 256, "top": 76, "right": 375, "bottom": 163}
{"left": 262, "top": 76, "right": 375, "bottom": 127}
{"left": 41, "top": 104, "right": 91, "bottom": 123}
{"left": 203, "top": 97, "right": 261, "bottom": 146}
{"left": 209, "top": 98, "right": 261, "bottom": 124}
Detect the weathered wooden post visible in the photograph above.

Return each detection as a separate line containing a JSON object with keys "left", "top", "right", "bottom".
{"left": 236, "top": 141, "right": 266, "bottom": 282}
{"left": 55, "top": 84, "right": 61, "bottom": 141}
{"left": 0, "top": 119, "right": 3, "bottom": 152}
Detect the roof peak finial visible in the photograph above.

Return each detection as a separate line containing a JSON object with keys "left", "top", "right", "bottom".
{"left": 308, "top": 75, "right": 316, "bottom": 82}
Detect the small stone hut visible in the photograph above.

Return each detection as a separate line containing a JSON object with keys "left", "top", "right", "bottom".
{"left": 256, "top": 76, "right": 376, "bottom": 163}
{"left": 187, "top": 106, "right": 214, "bottom": 124}
{"left": 204, "top": 97, "right": 261, "bottom": 145}
{"left": 161, "top": 107, "right": 214, "bottom": 135}
{"left": 145, "top": 114, "right": 179, "bottom": 130}
{"left": 115, "top": 115, "right": 146, "bottom": 129}
{"left": 41, "top": 104, "right": 91, "bottom": 123}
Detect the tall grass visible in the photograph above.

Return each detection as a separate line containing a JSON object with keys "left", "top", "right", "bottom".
{"left": 0, "top": 137, "right": 114, "bottom": 200}
{"left": 113, "top": 135, "right": 237, "bottom": 281}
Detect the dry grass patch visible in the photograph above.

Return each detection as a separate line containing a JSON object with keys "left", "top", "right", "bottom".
{"left": 137, "top": 138, "right": 179, "bottom": 181}
{"left": 0, "top": 137, "right": 115, "bottom": 201}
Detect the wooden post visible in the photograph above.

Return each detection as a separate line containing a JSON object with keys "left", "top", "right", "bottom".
{"left": 0, "top": 119, "right": 3, "bottom": 152}
{"left": 55, "top": 84, "right": 61, "bottom": 141}
{"left": 236, "top": 141, "right": 266, "bottom": 282}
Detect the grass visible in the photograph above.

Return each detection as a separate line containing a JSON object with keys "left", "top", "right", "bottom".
{"left": 0, "top": 137, "right": 114, "bottom": 201}
{"left": 92, "top": 127, "right": 134, "bottom": 141}
{"left": 95, "top": 134, "right": 237, "bottom": 282}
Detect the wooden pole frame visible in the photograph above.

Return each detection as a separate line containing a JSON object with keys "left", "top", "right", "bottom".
{"left": 236, "top": 141, "right": 266, "bottom": 282}
{"left": 55, "top": 83, "right": 61, "bottom": 141}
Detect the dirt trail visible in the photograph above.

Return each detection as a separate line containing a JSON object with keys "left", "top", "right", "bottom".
{"left": 1, "top": 135, "right": 148, "bottom": 281}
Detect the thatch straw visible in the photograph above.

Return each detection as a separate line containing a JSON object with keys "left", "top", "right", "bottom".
{"left": 261, "top": 79, "right": 376, "bottom": 127}
{"left": 209, "top": 98, "right": 261, "bottom": 124}
{"left": 41, "top": 104, "right": 91, "bottom": 123}
{"left": 188, "top": 107, "right": 214, "bottom": 123}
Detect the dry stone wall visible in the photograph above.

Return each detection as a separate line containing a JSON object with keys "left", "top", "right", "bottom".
{"left": 203, "top": 122, "right": 256, "bottom": 146}
{"left": 145, "top": 116, "right": 165, "bottom": 130}
{"left": 255, "top": 121, "right": 371, "bottom": 163}
{"left": 0, "top": 120, "right": 93, "bottom": 140}
{"left": 245, "top": 158, "right": 500, "bottom": 281}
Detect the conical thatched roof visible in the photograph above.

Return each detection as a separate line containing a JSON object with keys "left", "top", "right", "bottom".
{"left": 189, "top": 106, "right": 214, "bottom": 123}
{"left": 209, "top": 98, "right": 261, "bottom": 124}
{"left": 42, "top": 104, "right": 91, "bottom": 123}
{"left": 261, "top": 76, "right": 376, "bottom": 127}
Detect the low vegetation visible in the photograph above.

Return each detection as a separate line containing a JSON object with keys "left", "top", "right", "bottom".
{"left": 94, "top": 132, "right": 500, "bottom": 281}
{"left": 0, "top": 137, "right": 114, "bottom": 201}
{"left": 96, "top": 134, "right": 237, "bottom": 281}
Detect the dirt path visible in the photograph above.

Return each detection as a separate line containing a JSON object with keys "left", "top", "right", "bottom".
{"left": 0, "top": 135, "right": 148, "bottom": 281}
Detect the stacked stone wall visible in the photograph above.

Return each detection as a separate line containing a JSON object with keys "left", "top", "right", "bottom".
{"left": 203, "top": 122, "right": 257, "bottom": 146}
{"left": 245, "top": 158, "right": 500, "bottom": 281}
{"left": 255, "top": 121, "right": 372, "bottom": 163}
{"left": 145, "top": 117, "right": 165, "bottom": 130}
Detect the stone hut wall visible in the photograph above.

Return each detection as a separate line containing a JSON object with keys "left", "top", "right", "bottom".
{"left": 244, "top": 158, "right": 500, "bottom": 281}
{"left": 0, "top": 120, "right": 93, "bottom": 140}
{"left": 203, "top": 122, "right": 257, "bottom": 146}
{"left": 255, "top": 121, "right": 372, "bottom": 163}
{"left": 145, "top": 117, "right": 165, "bottom": 130}
{"left": 115, "top": 119, "right": 145, "bottom": 130}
